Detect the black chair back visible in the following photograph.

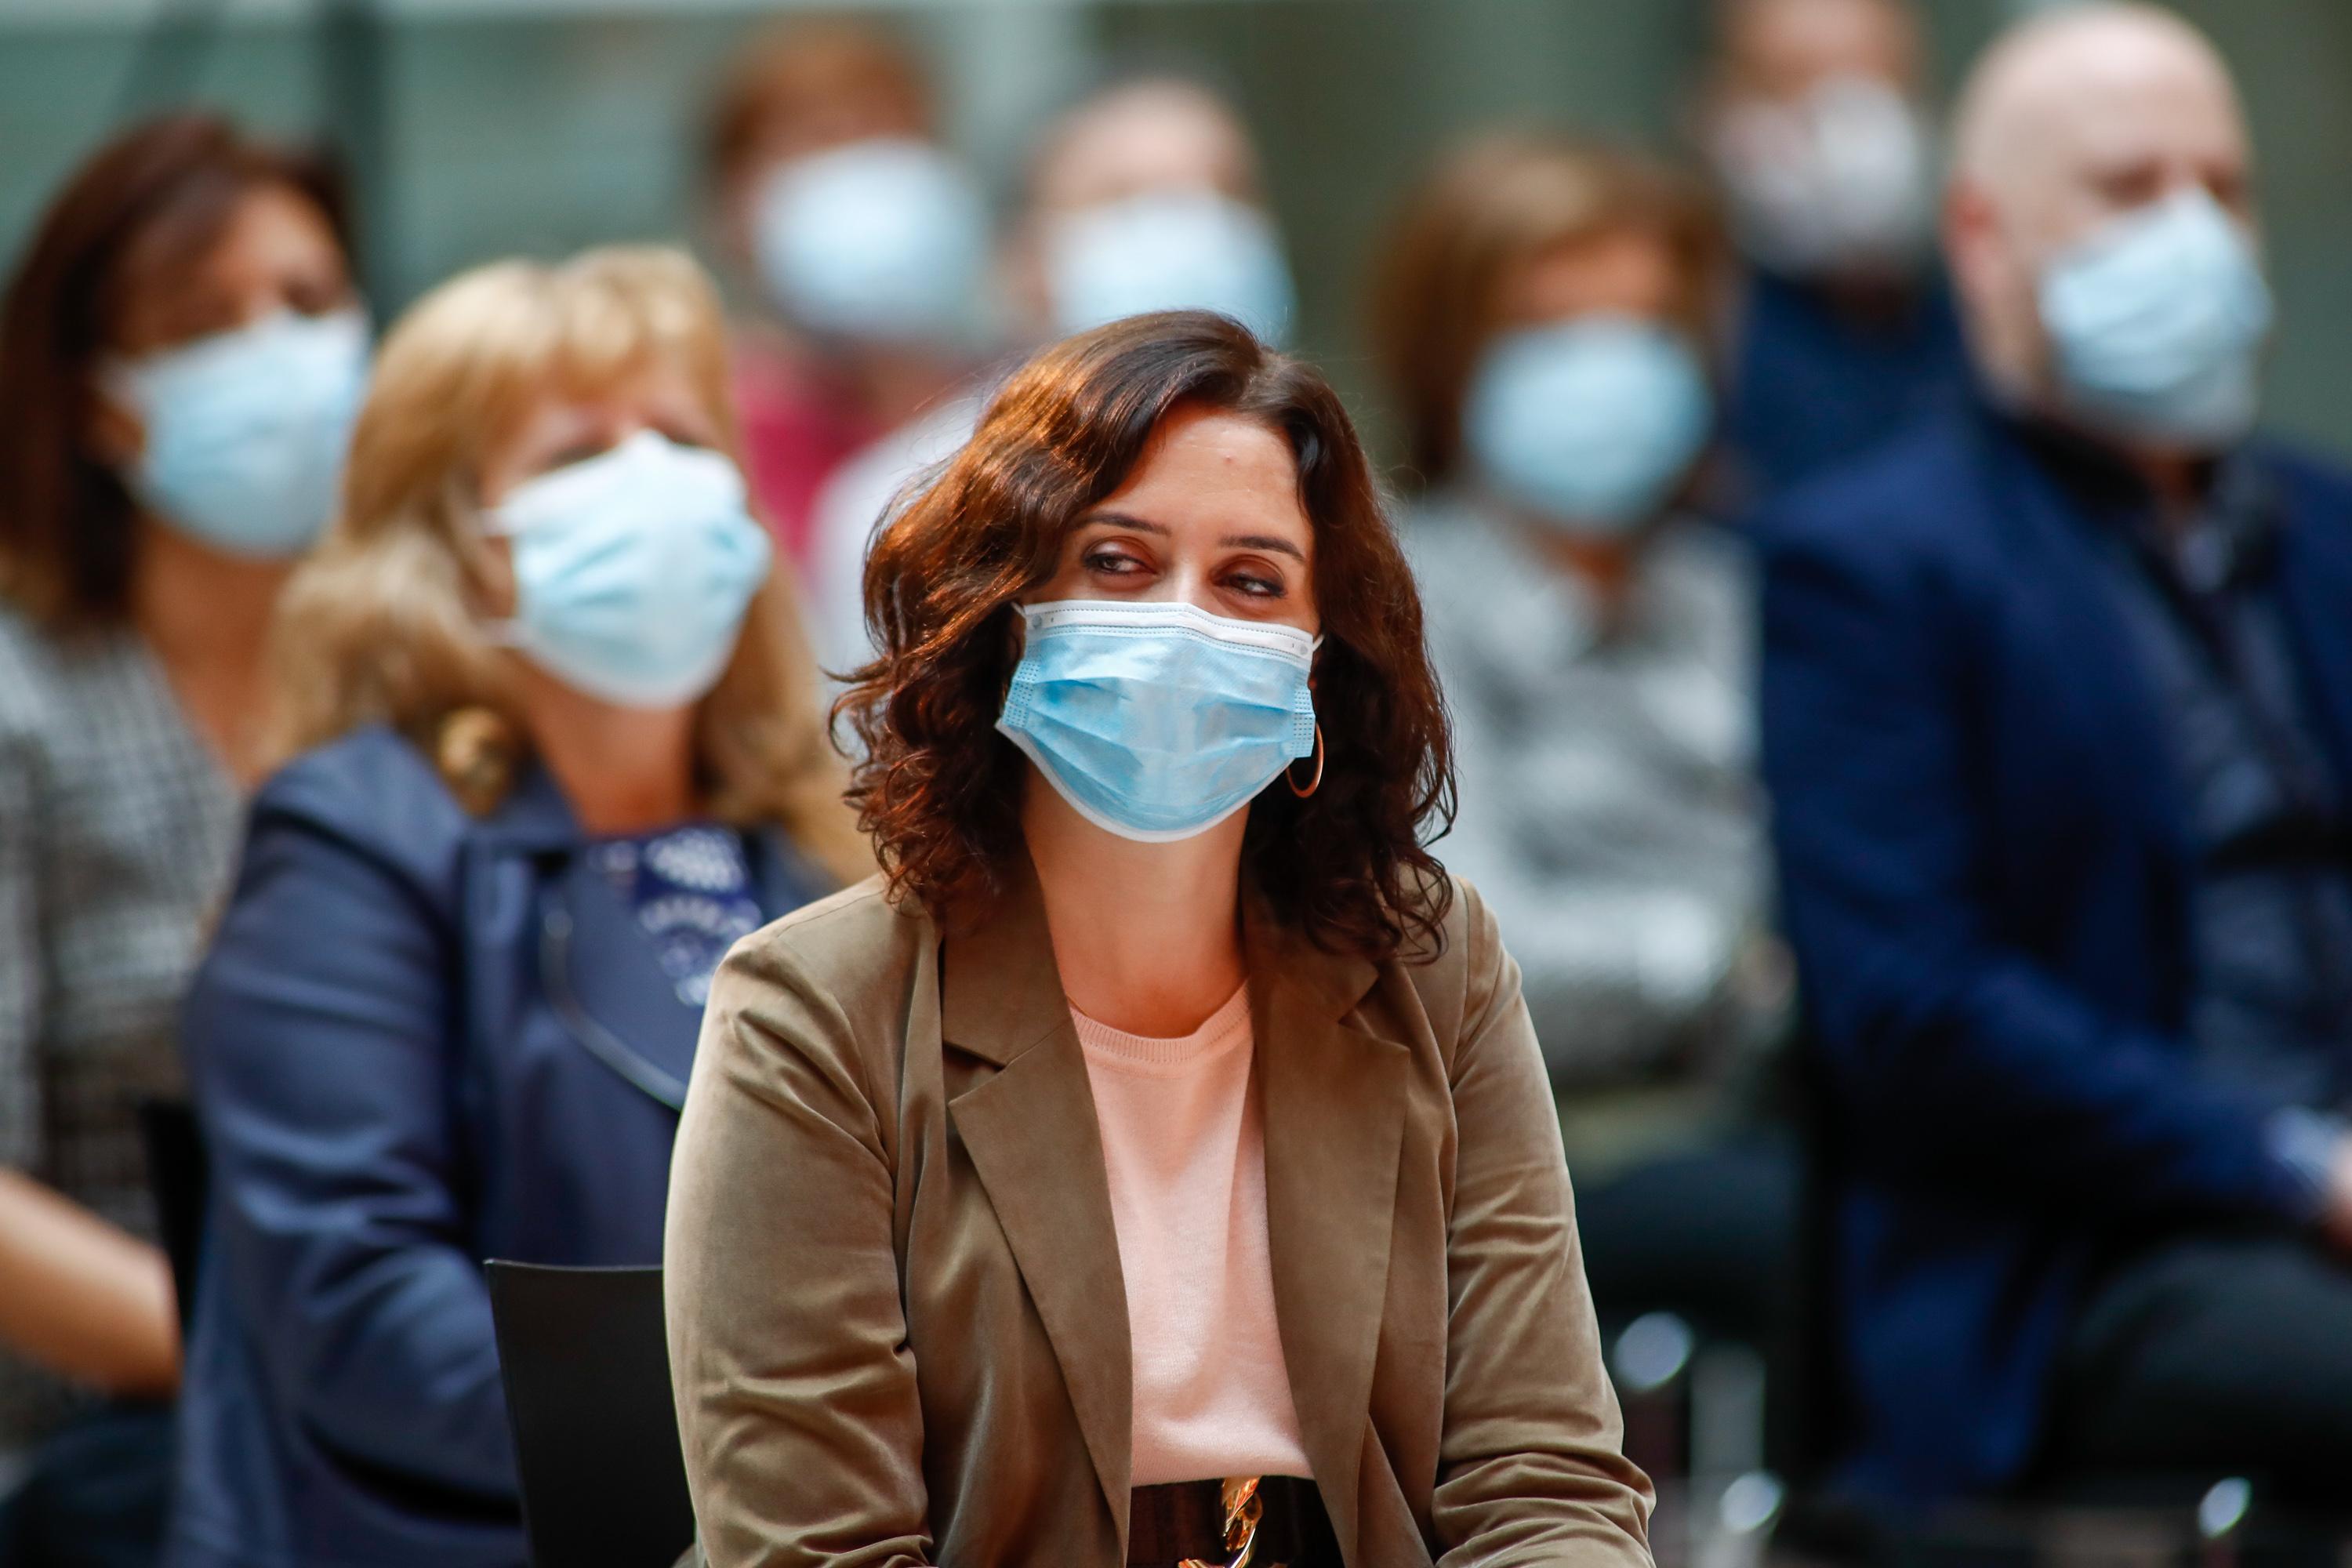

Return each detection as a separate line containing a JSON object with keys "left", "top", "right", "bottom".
{"left": 485, "top": 1262, "right": 695, "bottom": 1568}
{"left": 136, "top": 1098, "right": 208, "bottom": 1330}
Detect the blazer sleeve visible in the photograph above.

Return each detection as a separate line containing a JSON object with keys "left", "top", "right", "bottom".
{"left": 1428, "top": 887, "right": 1656, "bottom": 1566}
{"left": 183, "top": 795, "right": 517, "bottom": 1499}
{"left": 1760, "top": 524, "right": 2317, "bottom": 1225}
{"left": 666, "top": 931, "right": 931, "bottom": 1568}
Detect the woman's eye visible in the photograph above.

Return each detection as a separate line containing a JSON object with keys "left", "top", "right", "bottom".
{"left": 1225, "top": 569, "right": 1285, "bottom": 599}
{"left": 1083, "top": 549, "right": 1144, "bottom": 575}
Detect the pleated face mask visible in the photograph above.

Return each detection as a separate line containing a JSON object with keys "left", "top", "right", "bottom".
{"left": 996, "top": 598, "right": 1319, "bottom": 843}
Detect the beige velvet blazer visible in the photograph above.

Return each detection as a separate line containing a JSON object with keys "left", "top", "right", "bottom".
{"left": 664, "top": 859, "right": 1655, "bottom": 1567}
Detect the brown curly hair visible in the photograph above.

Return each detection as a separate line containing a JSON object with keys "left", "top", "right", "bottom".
{"left": 838, "top": 310, "right": 1455, "bottom": 960}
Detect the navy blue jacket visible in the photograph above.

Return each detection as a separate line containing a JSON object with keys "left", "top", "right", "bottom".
{"left": 1758, "top": 401, "right": 2352, "bottom": 1500}
{"left": 1726, "top": 266, "right": 1969, "bottom": 503}
{"left": 164, "top": 725, "right": 829, "bottom": 1568}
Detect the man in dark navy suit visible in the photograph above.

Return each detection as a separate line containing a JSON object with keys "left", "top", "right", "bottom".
{"left": 1761, "top": 2, "right": 2352, "bottom": 1505}
{"left": 1697, "top": 0, "right": 1971, "bottom": 501}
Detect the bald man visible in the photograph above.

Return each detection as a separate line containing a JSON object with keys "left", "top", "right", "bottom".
{"left": 1759, "top": 4, "right": 2352, "bottom": 1504}
{"left": 1697, "top": 0, "right": 1969, "bottom": 499}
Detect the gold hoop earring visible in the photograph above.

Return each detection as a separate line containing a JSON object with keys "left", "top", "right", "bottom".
{"left": 1287, "top": 723, "right": 1324, "bottom": 798}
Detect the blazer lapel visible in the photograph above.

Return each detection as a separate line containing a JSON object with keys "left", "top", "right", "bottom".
{"left": 474, "top": 764, "right": 712, "bottom": 1112}
{"left": 939, "top": 857, "right": 1134, "bottom": 1535}
{"left": 2271, "top": 465, "right": 2352, "bottom": 788}
{"left": 1984, "top": 416, "right": 2197, "bottom": 870}
{"left": 1249, "top": 903, "right": 1406, "bottom": 1566}
{"left": 540, "top": 851, "right": 703, "bottom": 1109}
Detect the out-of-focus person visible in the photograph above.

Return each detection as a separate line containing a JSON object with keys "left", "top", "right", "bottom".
{"left": 162, "top": 248, "right": 866, "bottom": 1568}
{"left": 803, "top": 72, "right": 1294, "bottom": 685}
{"left": 1697, "top": 0, "right": 1969, "bottom": 500}
{"left": 702, "top": 16, "right": 985, "bottom": 568}
{"left": 1762, "top": 2, "right": 2352, "bottom": 1505}
{"left": 1374, "top": 132, "right": 1791, "bottom": 1344}
{"left": 666, "top": 310, "right": 1653, "bottom": 1566}
{"left": 1003, "top": 73, "right": 1294, "bottom": 349}
{"left": 0, "top": 113, "right": 365, "bottom": 1566}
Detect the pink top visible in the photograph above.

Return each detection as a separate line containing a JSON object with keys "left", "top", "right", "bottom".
{"left": 1071, "top": 985, "right": 1312, "bottom": 1488}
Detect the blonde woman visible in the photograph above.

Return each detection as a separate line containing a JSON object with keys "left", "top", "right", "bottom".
{"left": 163, "top": 247, "right": 864, "bottom": 1568}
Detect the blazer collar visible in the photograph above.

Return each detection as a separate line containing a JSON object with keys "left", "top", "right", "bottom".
{"left": 938, "top": 850, "right": 1073, "bottom": 1069}
{"left": 939, "top": 852, "right": 1400, "bottom": 1559}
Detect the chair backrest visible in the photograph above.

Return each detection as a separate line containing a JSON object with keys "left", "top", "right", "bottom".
{"left": 486, "top": 1261, "right": 696, "bottom": 1568}
{"left": 136, "top": 1098, "right": 207, "bottom": 1330}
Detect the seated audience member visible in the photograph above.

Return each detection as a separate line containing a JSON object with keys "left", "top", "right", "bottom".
{"left": 804, "top": 72, "right": 1294, "bottom": 684}
{"left": 1696, "top": 0, "right": 1968, "bottom": 500}
{"left": 0, "top": 114, "right": 365, "bottom": 1566}
{"left": 665, "top": 312, "right": 1654, "bottom": 1566}
{"left": 1373, "top": 133, "right": 1790, "bottom": 1339}
{"left": 703, "top": 17, "right": 984, "bottom": 569}
{"left": 1761, "top": 3, "right": 2352, "bottom": 1504}
{"left": 164, "top": 249, "right": 866, "bottom": 1568}
{"left": 1003, "top": 72, "right": 1295, "bottom": 347}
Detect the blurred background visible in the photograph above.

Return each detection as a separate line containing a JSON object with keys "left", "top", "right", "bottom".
{"left": 7, "top": 0, "right": 2352, "bottom": 467}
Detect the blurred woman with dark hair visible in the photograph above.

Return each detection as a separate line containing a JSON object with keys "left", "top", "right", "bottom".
{"left": 1373, "top": 133, "right": 1792, "bottom": 1352}
{"left": 665, "top": 310, "right": 1653, "bottom": 1566}
{"left": 0, "top": 111, "right": 362, "bottom": 1565}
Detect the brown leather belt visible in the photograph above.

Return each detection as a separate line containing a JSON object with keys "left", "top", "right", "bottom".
{"left": 1126, "top": 1475, "right": 1340, "bottom": 1566}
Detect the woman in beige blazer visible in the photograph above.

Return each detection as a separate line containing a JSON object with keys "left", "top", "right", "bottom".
{"left": 666, "top": 310, "right": 1655, "bottom": 1566}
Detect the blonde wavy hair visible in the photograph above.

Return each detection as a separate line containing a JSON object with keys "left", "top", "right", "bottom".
{"left": 269, "top": 244, "right": 868, "bottom": 882}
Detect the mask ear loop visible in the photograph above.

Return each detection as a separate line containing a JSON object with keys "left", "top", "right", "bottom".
{"left": 1287, "top": 722, "right": 1324, "bottom": 798}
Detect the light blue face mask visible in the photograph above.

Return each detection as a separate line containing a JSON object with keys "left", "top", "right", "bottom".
{"left": 2038, "top": 187, "right": 2274, "bottom": 449}
{"left": 489, "top": 430, "right": 772, "bottom": 710}
{"left": 110, "top": 307, "right": 369, "bottom": 558}
{"left": 996, "top": 598, "right": 1319, "bottom": 843}
{"left": 1461, "top": 314, "right": 1713, "bottom": 535}
{"left": 751, "top": 137, "right": 989, "bottom": 348}
{"left": 1044, "top": 188, "right": 1297, "bottom": 347}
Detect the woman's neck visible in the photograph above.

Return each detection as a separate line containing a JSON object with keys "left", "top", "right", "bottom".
{"left": 1022, "top": 775, "right": 1250, "bottom": 1038}
{"left": 129, "top": 518, "right": 294, "bottom": 788}
{"left": 516, "top": 666, "right": 699, "bottom": 837}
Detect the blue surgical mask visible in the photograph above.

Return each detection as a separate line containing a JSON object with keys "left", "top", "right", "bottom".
{"left": 110, "top": 307, "right": 369, "bottom": 558}
{"left": 751, "top": 138, "right": 989, "bottom": 348}
{"left": 2038, "top": 188, "right": 2273, "bottom": 449}
{"left": 489, "top": 431, "right": 772, "bottom": 710}
{"left": 996, "top": 598, "right": 1319, "bottom": 843}
{"left": 1710, "top": 75, "right": 1936, "bottom": 277}
{"left": 1044, "top": 189, "right": 1296, "bottom": 346}
{"left": 1462, "top": 315, "right": 1713, "bottom": 534}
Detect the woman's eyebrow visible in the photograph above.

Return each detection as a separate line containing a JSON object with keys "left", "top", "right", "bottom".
{"left": 1077, "top": 512, "right": 1305, "bottom": 563}
{"left": 1224, "top": 533, "right": 1305, "bottom": 561}
{"left": 1077, "top": 510, "right": 1167, "bottom": 534}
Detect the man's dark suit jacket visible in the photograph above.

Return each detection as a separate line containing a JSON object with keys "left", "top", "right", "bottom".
{"left": 1758, "top": 398, "right": 2352, "bottom": 1500}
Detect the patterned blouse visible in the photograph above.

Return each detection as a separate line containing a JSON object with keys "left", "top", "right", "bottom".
{"left": 0, "top": 604, "right": 241, "bottom": 1446}
{"left": 586, "top": 823, "right": 765, "bottom": 1008}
